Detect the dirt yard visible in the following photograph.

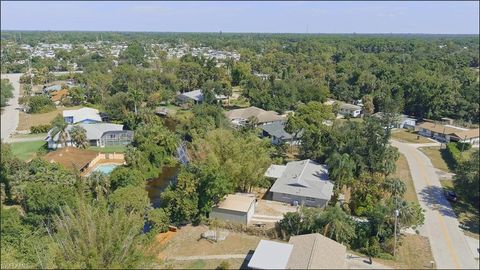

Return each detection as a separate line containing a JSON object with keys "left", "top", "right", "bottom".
{"left": 158, "top": 225, "right": 267, "bottom": 259}
{"left": 376, "top": 234, "right": 434, "bottom": 269}
{"left": 17, "top": 106, "right": 82, "bottom": 131}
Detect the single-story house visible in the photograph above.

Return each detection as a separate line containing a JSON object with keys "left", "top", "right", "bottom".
{"left": 209, "top": 194, "right": 256, "bottom": 225}
{"left": 46, "top": 123, "right": 134, "bottom": 149}
{"left": 247, "top": 240, "right": 294, "bottom": 269}
{"left": 43, "top": 84, "right": 62, "bottom": 93}
{"left": 265, "top": 159, "right": 333, "bottom": 207}
{"left": 338, "top": 103, "right": 362, "bottom": 118}
{"left": 247, "top": 233, "right": 347, "bottom": 269}
{"left": 259, "top": 121, "right": 303, "bottom": 145}
{"left": 43, "top": 147, "right": 98, "bottom": 172}
{"left": 372, "top": 112, "right": 417, "bottom": 129}
{"left": 287, "top": 233, "right": 347, "bottom": 269}
{"left": 224, "top": 106, "right": 284, "bottom": 127}
{"left": 63, "top": 107, "right": 102, "bottom": 124}
{"left": 176, "top": 89, "right": 227, "bottom": 104}
{"left": 417, "top": 122, "right": 480, "bottom": 146}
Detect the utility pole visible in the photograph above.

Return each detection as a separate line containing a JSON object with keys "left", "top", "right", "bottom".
{"left": 393, "top": 208, "right": 400, "bottom": 257}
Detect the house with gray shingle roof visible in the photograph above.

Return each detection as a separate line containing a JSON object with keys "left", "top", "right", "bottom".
{"left": 248, "top": 233, "right": 347, "bottom": 269}
{"left": 265, "top": 159, "right": 333, "bottom": 207}
{"left": 259, "top": 121, "right": 303, "bottom": 145}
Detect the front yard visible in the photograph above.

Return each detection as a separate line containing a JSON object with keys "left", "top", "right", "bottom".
{"left": 377, "top": 234, "right": 434, "bottom": 269}
{"left": 391, "top": 130, "right": 432, "bottom": 144}
{"left": 393, "top": 153, "right": 418, "bottom": 203}
{"left": 419, "top": 146, "right": 453, "bottom": 173}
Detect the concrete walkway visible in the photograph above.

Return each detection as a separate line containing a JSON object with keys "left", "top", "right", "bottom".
{"left": 1, "top": 73, "right": 22, "bottom": 140}
{"left": 392, "top": 140, "right": 478, "bottom": 269}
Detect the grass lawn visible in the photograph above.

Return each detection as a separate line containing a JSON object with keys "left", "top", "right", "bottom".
{"left": 10, "top": 133, "right": 47, "bottom": 139}
{"left": 391, "top": 130, "right": 432, "bottom": 144}
{"left": 377, "top": 234, "right": 435, "bottom": 269}
{"left": 17, "top": 105, "right": 82, "bottom": 131}
{"left": 9, "top": 141, "right": 47, "bottom": 161}
{"left": 419, "top": 146, "right": 453, "bottom": 173}
{"left": 393, "top": 154, "right": 418, "bottom": 203}
{"left": 440, "top": 180, "right": 479, "bottom": 239}
{"left": 88, "top": 145, "right": 126, "bottom": 153}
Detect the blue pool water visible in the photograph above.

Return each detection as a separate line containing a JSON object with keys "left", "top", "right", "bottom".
{"left": 93, "top": 164, "right": 118, "bottom": 174}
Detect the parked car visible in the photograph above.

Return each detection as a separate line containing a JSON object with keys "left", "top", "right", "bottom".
{"left": 444, "top": 190, "right": 458, "bottom": 202}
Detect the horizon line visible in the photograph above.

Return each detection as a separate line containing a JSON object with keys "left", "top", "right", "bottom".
{"left": 1, "top": 29, "right": 479, "bottom": 36}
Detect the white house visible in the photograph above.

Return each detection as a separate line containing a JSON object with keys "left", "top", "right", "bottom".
{"left": 209, "top": 194, "right": 256, "bottom": 225}
{"left": 338, "top": 103, "right": 362, "bottom": 118}
{"left": 63, "top": 107, "right": 102, "bottom": 124}
{"left": 176, "top": 89, "right": 227, "bottom": 104}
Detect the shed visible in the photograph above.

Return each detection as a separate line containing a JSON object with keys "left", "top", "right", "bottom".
{"left": 210, "top": 194, "right": 256, "bottom": 225}
{"left": 247, "top": 240, "right": 293, "bottom": 269}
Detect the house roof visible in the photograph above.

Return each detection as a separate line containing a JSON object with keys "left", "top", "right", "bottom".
{"left": 259, "top": 121, "right": 303, "bottom": 141}
{"left": 265, "top": 164, "right": 287, "bottom": 178}
{"left": 417, "top": 122, "right": 479, "bottom": 139}
{"left": 43, "top": 147, "right": 98, "bottom": 171}
{"left": 339, "top": 103, "right": 362, "bottom": 111}
{"left": 47, "top": 123, "right": 125, "bottom": 142}
{"left": 214, "top": 194, "right": 255, "bottom": 213}
{"left": 62, "top": 107, "right": 102, "bottom": 123}
{"left": 247, "top": 240, "right": 294, "bottom": 269}
{"left": 177, "top": 89, "right": 227, "bottom": 102}
{"left": 44, "top": 84, "right": 62, "bottom": 92}
{"left": 225, "top": 106, "right": 284, "bottom": 124}
{"left": 269, "top": 159, "right": 333, "bottom": 200}
{"left": 287, "top": 233, "right": 347, "bottom": 269}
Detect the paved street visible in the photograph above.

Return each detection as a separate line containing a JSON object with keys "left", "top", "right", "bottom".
{"left": 1, "top": 73, "right": 22, "bottom": 140}
{"left": 392, "top": 140, "right": 478, "bottom": 269}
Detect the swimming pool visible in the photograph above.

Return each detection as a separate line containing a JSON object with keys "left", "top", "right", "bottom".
{"left": 92, "top": 164, "right": 119, "bottom": 174}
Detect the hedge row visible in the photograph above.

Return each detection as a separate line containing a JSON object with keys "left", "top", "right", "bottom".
{"left": 445, "top": 142, "right": 464, "bottom": 169}
{"left": 31, "top": 124, "right": 51, "bottom": 134}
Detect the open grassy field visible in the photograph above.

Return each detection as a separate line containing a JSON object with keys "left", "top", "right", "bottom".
{"left": 419, "top": 146, "right": 452, "bottom": 173}
{"left": 17, "top": 106, "right": 82, "bottom": 131}
{"left": 391, "top": 130, "right": 432, "bottom": 144}
{"left": 440, "top": 180, "right": 479, "bottom": 239}
{"left": 377, "top": 234, "right": 435, "bottom": 269}
{"left": 393, "top": 153, "right": 418, "bottom": 203}
{"left": 9, "top": 140, "right": 47, "bottom": 161}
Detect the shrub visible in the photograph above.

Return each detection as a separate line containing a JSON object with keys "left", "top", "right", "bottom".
{"left": 377, "top": 252, "right": 395, "bottom": 260}
{"left": 445, "top": 142, "right": 463, "bottom": 168}
{"left": 455, "top": 142, "right": 471, "bottom": 152}
{"left": 28, "top": 95, "right": 55, "bottom": 113}
{"left": 216, "top": 261, "right": 230, "bottom": 270}
{"left": 31, "top": 124, "right": 51, "bottom": 134}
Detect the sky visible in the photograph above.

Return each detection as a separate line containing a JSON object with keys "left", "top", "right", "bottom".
{"left": 1, "top": 1, "right": 479, "bottom": 34}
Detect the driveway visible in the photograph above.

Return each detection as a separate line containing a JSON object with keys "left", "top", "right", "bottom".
{"left": 391, "top": 140, "right": 478, "bottom": 269}
{"left": 1, "top": 73, "right": 22, "bottom": 140}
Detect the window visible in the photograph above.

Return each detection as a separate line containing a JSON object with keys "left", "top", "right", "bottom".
{"left": 306, "top": 197, "right": 315, "bottom": 202}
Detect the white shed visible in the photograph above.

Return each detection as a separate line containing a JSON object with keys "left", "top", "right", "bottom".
{"left": 210, "top": 194, "right": 256, "bottom": 225}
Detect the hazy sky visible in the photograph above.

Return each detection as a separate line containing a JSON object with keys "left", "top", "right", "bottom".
{"left": 1, "top": 1, "right": 479, "bottom": 34}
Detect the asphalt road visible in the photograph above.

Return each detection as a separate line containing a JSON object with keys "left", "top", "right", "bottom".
{"left": 392, "top": 140, "right": 478, "bottom": 269}
{"left": 1, "top": 73, "right": 22, "bottom": 140}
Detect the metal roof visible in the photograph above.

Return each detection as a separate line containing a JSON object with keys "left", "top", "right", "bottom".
{"left": 247, "top": 240, "right": 293, "bottom": 269}
{"left": 259, "top": 121, "right": 303, "bottom": 141}
{"left": 214, "top": 194, "right": 256, "bottom": 213}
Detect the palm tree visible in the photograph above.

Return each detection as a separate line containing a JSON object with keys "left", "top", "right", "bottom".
{"left": 86, "top": 172, "right": 110, "bottom": 200}
{"left": 51, "top": 114, "right": 69, "bottom": 148}
{"left": 70, "top": 126, "right": 88, "bottom": 149}
{"left": 326, "top": 152, "right": 355, "bottom": 204}
{"left": 128, "top": 85, "right": 143, "bottom": 115}
{"left": 383, "top": 177, "right": 406, "bottom": 199}
{"left": 317, "top": 205, "right": 355, "bottom": 244}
